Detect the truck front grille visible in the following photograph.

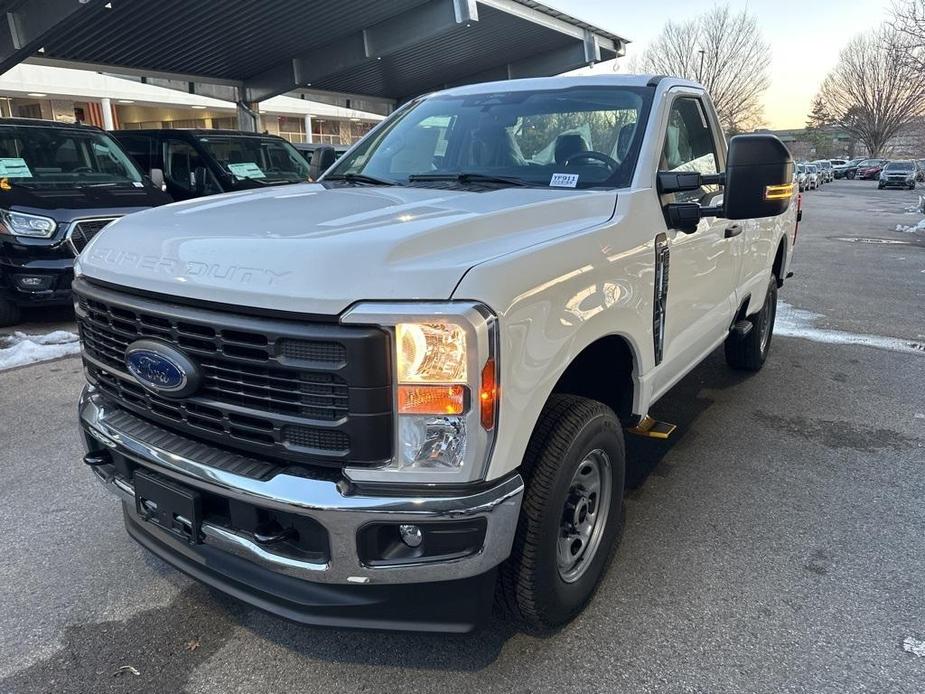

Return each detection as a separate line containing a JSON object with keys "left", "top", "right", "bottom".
{"left": 68, "top": 218, "right": 120, "bottom": 256}
{"left": 73, "top": 278, "right": 392, "bottom": 469}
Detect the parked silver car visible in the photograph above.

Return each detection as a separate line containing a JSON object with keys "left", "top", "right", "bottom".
{"left": 795, "top": 164, "right": 809, "bottom": 192}
{"left": 812, "top": 159, "right": 834, "bottom": 183}
{"left": 878, "top": 160, "right": 917, "bottom": 190}
{"left": 804, "top": 163, "right": 820, "bottom": 190}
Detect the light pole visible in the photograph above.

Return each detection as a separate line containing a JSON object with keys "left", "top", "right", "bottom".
{"left": 697, "top": 49, "right": 705, "bottom": 83}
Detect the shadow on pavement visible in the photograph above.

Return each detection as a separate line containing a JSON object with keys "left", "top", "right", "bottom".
{"left": 625, "top": 348, "right": 752, "bottom": 490}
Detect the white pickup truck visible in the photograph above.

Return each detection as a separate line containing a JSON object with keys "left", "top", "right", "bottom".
{"left": 75, "top": 74, "right": 798, "bottom": 632}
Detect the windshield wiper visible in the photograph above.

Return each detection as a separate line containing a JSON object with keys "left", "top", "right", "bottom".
{"left": 407, "top": 172, "right": 532, "bottom": 187}
{"left": 323, "top": 173, "right": 397, "bottom": 186}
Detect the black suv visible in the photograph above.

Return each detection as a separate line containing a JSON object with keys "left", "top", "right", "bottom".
{"left": 0, "top": 118, "right": 171, "bottom": 326}
{"left": 114, "top": 129, "right": 312, "bottom": 201}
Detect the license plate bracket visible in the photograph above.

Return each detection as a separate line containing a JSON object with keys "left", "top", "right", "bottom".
{"left": 134, "top": 470, "right": 202, "bottom": 544}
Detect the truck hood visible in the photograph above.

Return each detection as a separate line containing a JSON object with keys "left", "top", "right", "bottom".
{"left": 78, "top": 183, "right": 616, "bottom": 315}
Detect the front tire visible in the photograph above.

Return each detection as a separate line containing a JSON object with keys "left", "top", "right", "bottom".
{"left": 725, "top": 274, "right": 778, "bottom": 371}
{"left": 499, "top": 394, "right": 625, "bottom": 630}
{"left": 0, "top": 298, "right": 21, "bottom": 327}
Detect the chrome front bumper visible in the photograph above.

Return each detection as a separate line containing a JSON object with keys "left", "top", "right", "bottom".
{"left": 79, "top": 386, "right": 523, "bottom": 586}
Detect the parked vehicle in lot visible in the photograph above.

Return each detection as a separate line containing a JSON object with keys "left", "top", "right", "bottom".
{"left": 841, "top": 159, "right": 865, "bottom": 179}
{"left": 795, "top": 164, "right": 809, "bottom": 192}
{"left": 76, "top": 75, "right": 797, "bottom": 632}
{"left": 856, "top": 159, "right": 889, "bottom": 180}
{"left": 878, "top": 160, "right": 917, "bottom": 189}
{"left": 291, "top": 142, "right": 349, "bottom": 167}
{"left": 0, "top": 118, "right": 171, "bottom": 326}
{"left": 114, "top": 129, "right": 311, "bottom": 201}
{"left": 805, "top": 163, "right": 820, "bottom": 189}
{"left": 915, "top": 160, "right": 925, "bottom": 183}
{"left": 834, "top": 158, "right": 861, "bottom": 179}
{"left": 812, "top": 159, "right": 834, "bottom": 183}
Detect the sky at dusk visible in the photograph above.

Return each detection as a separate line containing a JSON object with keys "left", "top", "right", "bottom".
{"left": 545, "top": 0, "right": 894, "bottom": 130}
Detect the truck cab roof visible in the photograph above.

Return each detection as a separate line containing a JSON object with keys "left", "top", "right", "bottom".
{"left": 432, "top": 74, "right": 704, "bottom": 98}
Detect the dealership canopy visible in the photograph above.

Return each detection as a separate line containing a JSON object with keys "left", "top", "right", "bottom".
{"left": 0, "top": 0, "right": 627, "bottom": 128}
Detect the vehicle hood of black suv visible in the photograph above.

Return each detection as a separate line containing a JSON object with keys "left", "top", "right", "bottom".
{"left": 4, "top": 182, "right": 172, "bottom": 219}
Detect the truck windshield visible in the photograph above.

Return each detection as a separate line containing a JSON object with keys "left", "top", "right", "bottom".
{"left": 328, "top": 86, "right": 652, "bottom": 189}
{"left": 0, "top": 124, "right": 143, "bottom": 187}
{"left": 197, "top": 135, "right": 310, "bottom": 185}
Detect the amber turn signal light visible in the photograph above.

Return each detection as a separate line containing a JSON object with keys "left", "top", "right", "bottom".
{"left": 398, "top": 384, "right": 467, "bottom": 415}
{"left": 480, "top": 358, "right": 497, "bottom": 430}
{"left": 764, "top": 182, "right": 794, "bottom": 200}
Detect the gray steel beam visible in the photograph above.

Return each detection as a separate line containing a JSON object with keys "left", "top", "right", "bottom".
{"left": 243, "top": 0, "right": 480, "bottom": 102}
{"left": 0, "top": 0, "right": 105, "bottom": 74}
{"left": 439, "top": 37, "right": 612, "bottom": 95}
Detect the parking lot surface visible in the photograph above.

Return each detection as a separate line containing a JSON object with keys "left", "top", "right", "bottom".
{"left": 1, "top": 180, "right": 923, "bottom": 694}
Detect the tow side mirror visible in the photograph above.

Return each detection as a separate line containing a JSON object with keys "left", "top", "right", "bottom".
{"left": 149, "top": 168, "right": 165, "bottom": 190}
{"left": 724, "top": 134, "right": 794, "bottom": 220}
{"left": 308, "top": 145, "right": 336, "bottom": 181}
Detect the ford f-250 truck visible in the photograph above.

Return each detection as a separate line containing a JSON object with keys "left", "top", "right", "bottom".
{"left": 75, "top": 75, "right": 798, "bottom": 632}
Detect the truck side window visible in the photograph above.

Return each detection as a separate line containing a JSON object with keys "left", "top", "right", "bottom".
{"left": 661, "top": 97, "right": 720, "bottom": 205}
{"left": 165, "top": 139, "right": 220, "bottom": 194}
{"left": 118, "top": 134, "right": 155, "bottom": 172}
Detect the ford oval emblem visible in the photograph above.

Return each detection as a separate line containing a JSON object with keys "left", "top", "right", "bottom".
{"left": 125, "top": 339, "right": 200, "bottom": 398}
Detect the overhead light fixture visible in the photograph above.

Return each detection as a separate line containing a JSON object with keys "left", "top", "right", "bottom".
{"left": 27, "top": 93, "right": 46, "bottom": 97}
{"left": 191, "top": 105, "right": 207, "bottom": 110}
{"left": 117, "top": 99, "right": 134, "bottom": 104}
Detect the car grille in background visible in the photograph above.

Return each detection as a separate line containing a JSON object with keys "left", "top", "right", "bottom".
{"left": 73, "top": 277, "right": 392, "bottom": 470}
{"left": 68, "top": 218, "right": 120, "bottom": 256}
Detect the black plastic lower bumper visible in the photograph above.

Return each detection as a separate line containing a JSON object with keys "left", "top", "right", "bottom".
{"left": 124, "top": 508, "right": 497, "bottom": 633}
{"left": 0, "top": 256, "right": 73, "bottom": 306}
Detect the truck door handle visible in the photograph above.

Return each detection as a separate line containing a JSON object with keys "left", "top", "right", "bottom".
{"left": 724, "top": 224, "right": 742, "bottom": 239}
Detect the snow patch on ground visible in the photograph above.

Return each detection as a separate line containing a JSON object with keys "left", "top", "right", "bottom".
{"left": 0, "top": 330, "right": 80, "bottom": 370}
{"left": 903, "top": 637, "right": 925, "bottom": 657}
{"left": 776, "top": 302, "right": 924, "bottom": 356}
{"left": 895, "top": 218, "right": 925, "bottom": 233}
{"left": 904, "top": 195, "right": 925, "bottom": 214}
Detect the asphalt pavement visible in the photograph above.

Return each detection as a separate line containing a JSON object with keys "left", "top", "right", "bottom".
{"left": 1, "top": 179, "right": 923, "bottom": 694}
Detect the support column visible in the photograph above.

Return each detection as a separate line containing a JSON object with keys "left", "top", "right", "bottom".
{"left": 304, "top": 114, "right": 313, "bottom": 143}
{"left": 235, "top": 87, "right": 260, "bottom": 131}
{"left": 100, "top": 97, "right": 114, "bottom": 130}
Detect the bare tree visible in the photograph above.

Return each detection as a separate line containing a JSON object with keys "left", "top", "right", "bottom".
{"left": 817, "top": 27, "right": 925, "bottom": 157}
{"left": 891, "top": 0, "right": 925, "bottom": 71}
{"left": 636, "top": 5, "right": 770, "bottom": 133}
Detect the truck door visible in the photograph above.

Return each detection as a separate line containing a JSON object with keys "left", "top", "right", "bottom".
{"left": 652, "top": 95, "right": 740, "bottom": 394}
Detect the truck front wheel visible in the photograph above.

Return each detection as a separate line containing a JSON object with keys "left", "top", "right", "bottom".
{"left": 725, "top": 274, "right": 778, "bottom": 371}
{"left": 499, "top": 394, "right": 625, "bottom": 630}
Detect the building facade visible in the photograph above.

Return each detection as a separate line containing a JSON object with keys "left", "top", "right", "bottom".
{"left": 0, "top": 63, "right": 384, "bottom": 144}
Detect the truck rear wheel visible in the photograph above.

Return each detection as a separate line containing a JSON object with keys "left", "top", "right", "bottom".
{"left": 725, "top": 274, "right": 778, "bottom": 371}
{"left": 498, "top": 394, "right": 625, "bottom": 630}
{"left": 0, "top": 298, "right": 21, "bottom": 327}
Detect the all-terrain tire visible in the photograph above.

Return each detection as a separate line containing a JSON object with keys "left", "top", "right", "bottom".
{"left": 498, "top": 394, "right": 626, "bottom": 631}
{"left": 725, "top": 274, "right": 778, "bottom": 372}
{"left": 0, "top": 298, "right": 21, "bottom": 327}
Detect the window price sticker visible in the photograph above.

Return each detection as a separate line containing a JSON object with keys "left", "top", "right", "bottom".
{"left": 549, "top": 172, "right": 579, "bottom": 188}
{"left": 0, "top": 158, "right": 32, "bottom": 178}
{"left": 228, "top": 162, "right": 266, "bottom": 179}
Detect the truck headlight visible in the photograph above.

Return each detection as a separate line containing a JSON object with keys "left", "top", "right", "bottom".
{"left": 342, "top": 302, "right": 498, "bottom": 484}
{"left": 0, "top": 209, "right": 57, "bottom": 238}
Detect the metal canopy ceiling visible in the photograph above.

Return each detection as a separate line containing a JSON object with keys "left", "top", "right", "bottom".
{"left": 0, "top": 0, "right": 626, "bottom": 104}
